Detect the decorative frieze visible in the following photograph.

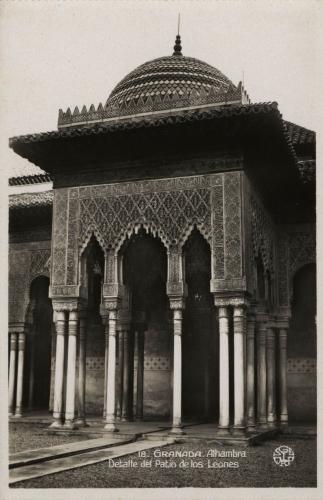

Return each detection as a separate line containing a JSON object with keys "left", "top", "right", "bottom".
{"left": 287, "top": 358, "right": 316, "bottom": 374}
{"left": 250, "top": 195, "right": 275, "bottom": 273}
{"left": 49, "top": 171, "right": 246, "bottom": 296}
{"left": 289, "top": 232, "right": 315, "bottom": 277}
{"left": 29, "top": 249, "right": 50, "bottom": 279}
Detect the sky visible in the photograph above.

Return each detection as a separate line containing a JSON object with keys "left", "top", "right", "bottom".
{"left": 0, "top": 0, "right": 321, "bottom": 177}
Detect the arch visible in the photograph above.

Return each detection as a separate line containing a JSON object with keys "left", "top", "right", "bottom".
{"left": 120, "top": 227, "right": 170, "bottom": 419}
{"left": 25, "top": 275, "right": 53, "bottom": 410}
{"left": 287, "top": 263, "right": 316, "bottom": 422}
{"left": 115, "top": 222, "right": 170, "bottom": 253}
{"left": 255, "top": 253, "right": 266, "bottom": 301}
{"left": 179, "top": 223, "right": 212, "bottom": 251}
{"left": 81, "top": 234, "right": 105, "bottom": 318}
{"left": 182, "top": 227, "right": 215, "bottom": 419}
{"left": 79, "top": 227, "right": 107, "bottom": 258}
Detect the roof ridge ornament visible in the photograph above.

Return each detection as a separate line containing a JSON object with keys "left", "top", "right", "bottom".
{"left": 173, "top": 13, "right": 182, "bottom": 56}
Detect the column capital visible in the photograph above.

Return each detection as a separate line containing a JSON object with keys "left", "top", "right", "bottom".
{"left": 213, "top": 293, "right": 249, "bottom": 308}
{"left": 276, "top": 318, "right": 290, "bottom": 329}
{"left": 218, "top": 306, "right": 229, "bottom": 319}
{"left": 68, "top": 310, "right": 79, "bottom": 336}
{"left": 10, "top": 332, "right": 18, "bottom": 348}
{"left": 278, "top": 329, "right": 288, "bottom": 345}
{"left": 266, "top": 327, "right": 275, "bottom": 347}
{"left": 169, "top": 297, "right": 185, "bottom": 311}
{"left": 233, "top": 304, "right": 246, "bottom": 318}
{"left": 52, "top": 299, "right": 83, "bottom": 313}
{"left": 103, "top": 297, "right": 122, "bottom": 312}
{"left": 17, "top": 332, "right": 26, "bottom": 351}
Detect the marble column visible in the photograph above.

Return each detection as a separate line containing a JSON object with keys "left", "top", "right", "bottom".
{"left": 121, "top": 329, "right": 130, "bottom": 421}
{"left": 117, "top": 329, "right": 124, "bottom": 419}
{"left": 170, "top": 306, "right": 184, "bottom": 434}
{"left": 266, "top": 327, "right": 276, "bottom": 426}
{"left": 136, "top": 329, "right": 145, "bottom": 420}
{"left": 64, "top": 310, "right": 78, "bottom": 429}
{"left": 279, "top": 328, "right": 288, "bottom": 425}
{"left": 28, "top": 335, "right": 35, "bottom": 410}
{"left": 76, "top": 313, "right": 87, "bottom": 427}
{"left": 128, "top": 332, "right": 135, "bottom": 420}
{"left": 257, "top": 320, "right": 267, "bottom": 428}
{"left": 105, "top": 309, "right": 118, "bottom": 432}
{"left": 218, "top": 306, "right": 230, "bottom": 432}
{"left": 50, "top": 311, "right": 66, "bottom": 428}
{"left": 8, "top": 332, "right": 18, "bottom": 416}
{"left": 15, "top": 331, "right": 26, "bottom": 417}
{"left": 233, "top": 305, "right": 246, "bottom": 433}
{"left": 103, "top": 320, "right": 109, "bottom": 419}
{"left": 246, "top": 313, "right": 256, "bottom": 431}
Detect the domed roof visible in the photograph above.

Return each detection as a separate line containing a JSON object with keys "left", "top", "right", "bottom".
{"left": 57, "top": 36, "right": 246, "bottom": 128}
{"left": 105, "top": 36, "right": 240, "bottom": 118}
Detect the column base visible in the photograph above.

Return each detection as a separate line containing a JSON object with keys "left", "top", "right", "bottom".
{"left": 63, "top": 420, "right": 78, "bottom": 430}
{"left": 49, "top": 419, "right": 64, "bottom": 429}
{"left": 13, "top": 412, "right": 23, "bottom": 418}
{"left": 75, "top": 418, "right": 89, "bottom": 427}
{"left": 104, "top": 423, "right": 119, "bottom": 432}
{"left": 257, "top": 421, "right": 268, "bottom": 431}
{"left": 169, "top": 426, "right": 185, "bottom": 435}
{"left": 121, "top": 416, "right": 132, "bottom": 422}
{"left": 232, "top": 426, "right": 246, "bottom": 436}
{"left": 267, "top": 416, "right": 277, "bottom": 429}
{"left": 217, "top": 425, "right": 231, "bottom": 436}
{"left": 246, "top": 423, "right": 256, "bottom": 434}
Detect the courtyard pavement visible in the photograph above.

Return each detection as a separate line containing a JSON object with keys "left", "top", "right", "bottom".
{"left": 8, "top": 419, "right": 317, "bottom": 488}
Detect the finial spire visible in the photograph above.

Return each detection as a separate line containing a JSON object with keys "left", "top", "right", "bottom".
{"left": 173, "top": 13, "right": 182, "bottom": 56}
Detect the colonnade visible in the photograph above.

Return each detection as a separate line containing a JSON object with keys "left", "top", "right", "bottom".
{"left": 8, "top": 299, "right": 289, "bottom": 435}
{"left": 8, "top": 328, "right": 26, "bottom": 417}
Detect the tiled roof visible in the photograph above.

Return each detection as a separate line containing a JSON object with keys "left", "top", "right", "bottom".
{"left": 9, "top": 191, "right": 54, "bottom": 209}
{"left": 9, "top": 102, "right": 280, "bottom": 146}
{"left": 298, "top": 159, "right": 316, "bottom": 183}
{"left": 283, "top": 121, "right": 315, "bottom": 145}
{"left": 9, "top": 174, "right": 52, "bottom": 186}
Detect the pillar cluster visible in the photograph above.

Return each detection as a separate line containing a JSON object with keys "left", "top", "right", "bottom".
{"left": 212, "top": 297, "right": 289, "bottom": 433}
{"left": 8, "top": 327, "right": 27, "bottom": 417}
{"left": 50, "top": 302, "right": 89, "bottom": 429}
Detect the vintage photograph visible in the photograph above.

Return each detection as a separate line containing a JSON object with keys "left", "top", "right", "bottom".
{"left": 1, "top": 0, "right": 319, "bottom": 496}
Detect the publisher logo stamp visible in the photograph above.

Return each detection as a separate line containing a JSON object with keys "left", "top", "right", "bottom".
{"left": 273, "top": 445, "right": 295, "bottom": 467}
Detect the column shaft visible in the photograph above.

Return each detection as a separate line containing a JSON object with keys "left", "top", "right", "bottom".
{"left": 103, "top": 322, "right": 109, "bottom": 418}
{"left": 266, "top": 328, "right": 276, "bottom": 425}
{"left": 117, "top": 330, "right": 124, "bottom": 419}
{"left": 105, "top": 310, "right": 118, "bottom": 431}
{"left": 64, "top": 310, "right": 78, "bottom": 428}
{"left": 76, "top": 315, "right": 87, "bottom": 426}
{"left": 128, "top": 332, "right": 135, "bottom": 420}
{"left": 15, "top": 332, "right": 26, "bottom": 417}
{"left": 246, "top": 316, "right": 256, "bottom": 430}
{"left": 218, "top": 307, "right": 230, "bottom": 430}
{"left": 233, "top": 306, "right": 246, "bottom": 431}
{"left": 136, "top": 330, "right": 145, "bottom": 420}
{"left": 257, "top": 322, "right": 267, "bottom": 427}
{"left": 50, "top": 312, "right": 66, "bottom": 427}
{"left": 28, "top": 337, "right": 35, "bottom": 410}
{"left": 170, "top": 308, "right": 183, "bottom": 434}
{"left": 8, "top": 333, "right": 18, "bottom": 416}
{"left": 279, "top": 329, "right": 288, "bottom": 425}
{"left": 121, "top": 329, "right": 130, "bottom": 420}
